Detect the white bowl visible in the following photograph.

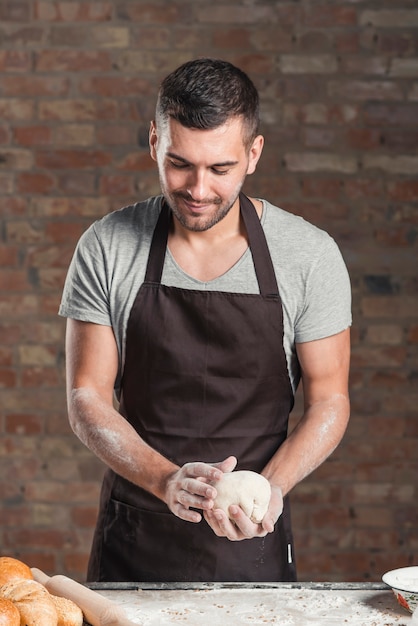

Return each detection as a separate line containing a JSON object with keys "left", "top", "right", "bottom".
{"left": 382, "top": 566, "right": 418, "bottom": 613}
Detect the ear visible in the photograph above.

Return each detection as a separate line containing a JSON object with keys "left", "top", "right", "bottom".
{"left": 246, "top": 134, "right": 264, "bottom": 175}
{"left": 149, "top": 120, "right": 158, "bottom": 162}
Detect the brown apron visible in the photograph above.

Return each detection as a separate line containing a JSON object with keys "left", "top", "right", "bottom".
{"left": 87, "top": 193, "right": 296, "bottom": 582}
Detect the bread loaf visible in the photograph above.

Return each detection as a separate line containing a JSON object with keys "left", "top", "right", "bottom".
{"left": 0, "top": 597, "right": 20, "bottom": 626}
{"left": 0, "top": 556, "right": 33, "bottom": 586}
{"left": 0, "top": 578, "right": 58, "bottom": 626}
{"left": 51, "top": 595, "right": 83, "bottom": 626}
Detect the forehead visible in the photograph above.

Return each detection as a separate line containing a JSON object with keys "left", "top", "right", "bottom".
{"left": 159, "top": 117, "right": 248, "bottom": 159}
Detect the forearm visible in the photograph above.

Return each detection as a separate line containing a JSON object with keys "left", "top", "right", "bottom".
{"left": 68, "top": 386, "right": 179, "bottom": 502}
{"left": 262, "top": 393, "right": 350, "bottom": 497}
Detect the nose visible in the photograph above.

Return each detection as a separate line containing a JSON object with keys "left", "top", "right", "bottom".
{"left": 186, "top": 168, "right": 209, "bottom": 202}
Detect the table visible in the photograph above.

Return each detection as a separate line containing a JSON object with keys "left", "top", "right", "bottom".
{"left": 89, "top": 582, "right": 413, "bottom": 625}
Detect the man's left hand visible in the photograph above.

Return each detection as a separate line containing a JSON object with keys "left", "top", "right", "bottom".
{"left": 203, "top": 484, "right": 283, "bottom": 540}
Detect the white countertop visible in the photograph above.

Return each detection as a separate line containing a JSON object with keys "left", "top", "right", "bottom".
{"left": 90, "top": 583, "right": 413, "bottom": 625}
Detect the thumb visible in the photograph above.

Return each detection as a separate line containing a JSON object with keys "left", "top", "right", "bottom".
{"left": 212, "top": 455, "right": 237, "bottom": 474}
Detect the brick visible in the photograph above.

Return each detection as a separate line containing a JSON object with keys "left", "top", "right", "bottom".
{"left": 374, "top": 33, "right": 416, "bottom": 56}
{"left": 37, "top": 268, "right": 67, "bottom": 290}
{"left": 361, "top": 296, "right": 418, "bottom": 318}
{"left": 115, "top": 50, "right": 191, "bottom": 73}
{"left": 55, "top": 172, "right": 96, "bottom": 195}
{"left": 71, "top": 506, "right": 98, "bottom": 528}
{"left": 35, "top": 149, "right": 112, "bottom": 169}
{"left": 116, "top": 2, "right": 189, "bottom": 24}
{"left": 17, "top": 172, "right": 55, "bottom": 194}
{"left": 382, "top": 130, "right": 418, "bottom": 152}
{"left": 303, "top": 5, "right": 357, "bottom": 27}
{"left": 363, "top": 155, "right": 418, "bottom": 175}
{"left": 53, "top": 124, "right": 95, "bottom": 147}
{"left": 360, "top": 10, "right": 418, "bottom": 28}
{"left": 45, "top": 221, "right": 85, "bottom": 243}
{"left": 363, "top": 103, "right": 418, "bottom": 126}
{"left": 0, "top": 172, "right": 13, "bottom": 193}
{"left": 79, "top": 76, "right": 155, "bottom": 97}
{"left": 328, "top": 80, "right": 402, "bottom": 101}
{"left": 117, "top": 151, "right": 156, "bottom": 172}
{"left": 0, "top": 25, "right": 44, "bottom": 47}
{"left": 0, "top": 50, "right": 31, "bottom": 72}
{"left": 0, "top": 148, "right": 33, "bottom": 170}
{"left": 35, "top": 2, "right": 113, "bottom": 22}
{"left": 351, "top": 346, "right": 407, "bottom": 368}
{"left": 0, "top": 1, "right": 31, "bottom": 21}
{"left": 18, "top": 345, "right": 57, "bottom": 367}
{"left": 50, "top": 25, "right": 129, "bottom": 48}
{"left": 39, "top": 99, "right": 118, "bottom": 121}
{"left": 284, "top": 152, "right": 358, "bottom": 174}
{"left": 96, "top": 124, "right": 133, "bottom": 145}
{"left": 281, "top": 54, "right": 338, "bottom": 74}
{"left": 13, "top": 125, "right": 52, "bottom": 146}
{"left": 0, "top": 124, "right": 11, "bottom": 144}
{"left": 0, "top": 269, "right": 33, "bottom": 291}
{"left": 30, "top": 196, "right": 111, "bottom": 217}
{"left": 301, "top": 178, "right": 342, "bottom": 199}
{"left": 0, "top": 76, "right": 70, "bottom": 97}
{"left": 0, "top": 369, "right": 16, "bottom": 387}
{"left": 35, "top": 50, "right": 112, "bottom": 72}
{"left": 390, "top": 58, "right": 418, "bottom": 77}
{"left": 365, "top": 324, "right": 404, "bottom": 345}
{"left": 130, "top": 25, "right": 171, "bottom": 49}
{"left": 346, "top": 129, "right": 384, "bottom": 150}
{"left": 283, "top": 103, "right": 359, "bottom": 125}
{"left": 0, "top": 98, "right": 34, "bottom": 121}
{"left": 99, "top": 174, "right": 135, "bottom": 196}
{"left": 5, "top": 413, "right": 43, "bottom": 435}
{"left": 6, "top": 221, "right": 44, "bottom": 244}
{"left": 341, "top": 56, "right": 388, "bottom": 76}
{"left": 303, "top": 127, "right": 336, "bottom": 148}
{"left": 22, "top": 367, "right": 61, "bottom": 388}
{"left": 211, "top": 27, "right": 252, "bottom": 51}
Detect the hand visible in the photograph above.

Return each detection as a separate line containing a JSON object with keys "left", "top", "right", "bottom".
{"left": 164, "top": 456, "right": 237, "bottom": 523}
{"left": 204, "top": 484, "right": 283, "bottom": 540}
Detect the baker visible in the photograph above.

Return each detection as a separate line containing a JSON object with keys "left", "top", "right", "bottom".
{"left": 59, "top": 58, "right": 351, "bottom": 582}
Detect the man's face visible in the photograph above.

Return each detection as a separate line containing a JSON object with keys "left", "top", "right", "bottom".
{"left": 149, "top": 116, "right": 263, "bottom": 232}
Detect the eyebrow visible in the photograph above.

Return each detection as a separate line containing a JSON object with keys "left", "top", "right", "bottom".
{"left": 166, "top": 152, "right": 239, "bottom": 167}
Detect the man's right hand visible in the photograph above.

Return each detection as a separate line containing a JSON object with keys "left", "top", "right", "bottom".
{"left": 164, "top": 456, "right": 237, "bottom": 522}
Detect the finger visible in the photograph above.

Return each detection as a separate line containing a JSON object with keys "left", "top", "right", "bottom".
{"left": 186, "top": 461, "right": 225, "bottom": 483}
{"left": 178, "top": 486, "right": 216, "bottom": 511}
{"left": 172, "top": 502, "right": 202, "bottom": 524}
{"left": 228, "top": 505, "right": 268, "bottom": 539}
{"left": 182, "top": 477, "right": 217, "bottom": 500}
{"left": 212, "top": 455, "right": 237, "bottom": 474}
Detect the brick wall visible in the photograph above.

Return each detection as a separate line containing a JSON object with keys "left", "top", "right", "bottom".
{"left": 0, "top": 0, "right": 417, "bottom": 583}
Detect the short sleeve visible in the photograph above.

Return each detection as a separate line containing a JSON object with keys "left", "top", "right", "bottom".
{"left": 58, "top": 223, "right": 112, "bottom": 326}
{"left": 294, "top": 237, "right": 352, "bottom": 343}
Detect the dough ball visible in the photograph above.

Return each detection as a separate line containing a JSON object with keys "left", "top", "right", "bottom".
{"left": 51, "top": 595, "right": 84, "bottom": 626}
{"left": 0, "top": 597, "right": 20, "bottom": 626}
{"left": 0, "top": 556, "right": 33, "bottom": 586}
{"left": 213, "top": 470, "right": 271, "bottom": 523}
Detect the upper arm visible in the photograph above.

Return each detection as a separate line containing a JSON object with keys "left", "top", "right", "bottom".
{"left": 296, "top": 328, "right": 350, "bottom": 409}
{"left": 65, "top": 318, "right": 119, "bottom": 405}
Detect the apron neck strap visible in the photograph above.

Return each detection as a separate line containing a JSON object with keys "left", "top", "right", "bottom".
{"left": 145, "top": 193, "right": 279, "bottom": 297}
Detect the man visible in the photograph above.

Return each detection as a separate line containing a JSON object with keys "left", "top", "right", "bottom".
{"left": 59, "top": 58, "right": 351, "bottom": 582}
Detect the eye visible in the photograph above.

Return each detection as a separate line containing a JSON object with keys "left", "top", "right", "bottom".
{"left": 211, "top": 167, "right": 229, "bottom": 175}
{"left": 169, "top": 160, "right": 189, "bottom": 169}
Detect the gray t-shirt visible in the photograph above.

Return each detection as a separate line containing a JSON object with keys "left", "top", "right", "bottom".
{"left": 59, "top": 195, "right": 352, "bottom": 396}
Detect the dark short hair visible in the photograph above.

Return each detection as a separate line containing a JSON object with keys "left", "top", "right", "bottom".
{"left": 155, "top": 58, "right": 260, "bottom": 148}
